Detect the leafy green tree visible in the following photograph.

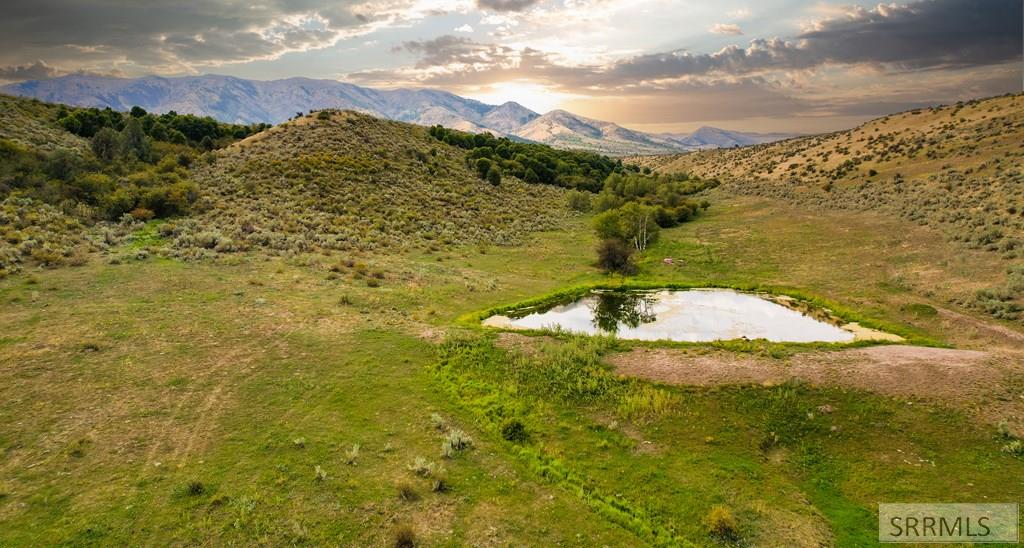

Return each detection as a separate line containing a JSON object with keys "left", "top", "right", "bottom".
{"left": 486, "top": 165, "right": 502, "bottom": 185}
{"left": 130, "top": 106, "right": 148, "bottom": 118}
{"left": 121, "top": 117, "right": 151, "bottom": 160}
{"left": 593, "top": 203, "right": 659, "bottom": 251}
{"left": 475, "top": 157, "right": 492, "bottom": 178}
{"left": 90, "top": 127, "right": 122, "bottom": 162}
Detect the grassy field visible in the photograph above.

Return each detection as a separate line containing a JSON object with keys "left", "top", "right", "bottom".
{"left": 2, "top": 189, "right": 1022, "bottom": 545}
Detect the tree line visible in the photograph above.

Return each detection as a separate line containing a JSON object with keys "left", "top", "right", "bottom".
{"left": 426, "top": 124, "right": 719, "bottom": 275}
{"left": 2, "top": 104, "right": 266, "bottom": 223}
{"left": 56, "top": 105, "right": 268, "bottom": 151}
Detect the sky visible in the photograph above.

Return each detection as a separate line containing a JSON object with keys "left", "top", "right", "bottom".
{"left": 0, "top": 0, "right": 1020, "bottom": 132}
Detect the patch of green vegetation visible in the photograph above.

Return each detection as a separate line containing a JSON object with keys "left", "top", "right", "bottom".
{"left": 432, "top": 333, "right": 1024, "bottom": 546}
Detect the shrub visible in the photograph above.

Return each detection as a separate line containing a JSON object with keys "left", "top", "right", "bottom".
{"left": 396, "top": 482, "right": 419, "bottom": 502}
{"left": 1003, "top": 439, "right": 1024, "bottom": 458}
{"left": 596, "top": 239, "right": 637, "bottom": 275}
{"left": 486, "top": 165, "right": 502, "bottom": 185}
{"left": 500, "top": 419, "right": 529, "bottom": 444}
{"left": 565, "top": 190, "right": 592, "bottom": 212}
{"left": 441, "top": 429, "right": 473, "bottom": 458}
{"left": 186, "top": 481, "right": 205, "bottom": 496}
{"left": 314, "top": 465, "right": 327, "bottom": 481}
{"left": 345, "top": 443, "right": 360, "bottom": 465}
{"left": 407, "top": 457, "right": 435, "bottom": 477}
{"left": 430, "top": 413, "right": 447, "bottom": 431}
{"left": 704, "top": 505, "right": 739, "bottom": 540}
{"left": 130, "top": 207, "right": 155, "bottom": 221}
{"left": 392, "top": 524, "right": 417, "bottom": 548}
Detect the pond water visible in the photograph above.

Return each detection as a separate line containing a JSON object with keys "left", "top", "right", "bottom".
{"left": 491, "top": 289, "right": 856, "bottom": 343}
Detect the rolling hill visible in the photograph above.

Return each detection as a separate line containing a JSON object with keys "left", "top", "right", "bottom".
{"left": 635, "top": 93, "right": 1024, "bottom": 259}
{"left": 633, "top": 93, "right": 1024, "bottom": 320}
{"left": 2, "top": 75, "right": 791, "bottom": 155}
{"left": 178, "top": 110, "right": 570, "bottom": 255}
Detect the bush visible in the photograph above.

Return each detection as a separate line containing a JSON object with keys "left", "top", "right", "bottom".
{"left": 345, "top": 443, "right": 360, "bottom": 465}
{"left": 407, "top": 457, "right": 436, "bottom": 477}
{"left": 186, "top": 481, "right": 205, "bottom": 496}
{"left": 486, "top": 165, "right": 502, "bottom": 185}
{"left": 565, "top": 190, "right": 591, "bottom": 212}
{"left": 392, "top": 524, "right": 417, "bottom": 548}
{"left": 396, "top": 482, "right": 419, "bottom": 502}
{"left": 441, "top": 429, "right": 473, "bottom": 458}
{"left": 704, "top": 505, "right": 739, "bottom": 540}
{"left": 596, "top": 239, "right": 637, "bottom": 275}
{"left": 500, "top": 419, "right": 529, "bottom": 443}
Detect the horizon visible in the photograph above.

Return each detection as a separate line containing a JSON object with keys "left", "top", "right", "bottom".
{"left": 1, "top": 0, "right": 1020, "bottom": 133}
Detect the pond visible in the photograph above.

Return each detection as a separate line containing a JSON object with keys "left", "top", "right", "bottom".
{"left": 484, "top": 289, "right": 859, "bottom": 343}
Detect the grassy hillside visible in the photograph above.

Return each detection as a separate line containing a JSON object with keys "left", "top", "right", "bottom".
{"left": 0, "top": 94, "right": 88, "bottom": 153}
{"left": 636, "top": 94, "right": 1024, "bottom": 256}
{"left": 635, "top": 93, "right": 1024, "bottom": 320}
{"left": 171, "top": 111, "right": 568, "bottom": 256}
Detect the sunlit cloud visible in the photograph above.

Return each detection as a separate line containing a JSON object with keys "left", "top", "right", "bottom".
{"left": 0, "top": 0, "right": 1019, "bottom": 131}
{"left": 709, "top": 23, "right": 743, "bottom": 35}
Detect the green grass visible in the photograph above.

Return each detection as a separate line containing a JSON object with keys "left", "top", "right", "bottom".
{"left": 1, "top": 191, "right": 1022, "bottom": 545}
{"left": 432, "top": 333, "right": 1024, "bottom": 546}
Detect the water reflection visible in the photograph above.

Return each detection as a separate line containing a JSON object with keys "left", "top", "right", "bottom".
{"left": 590, "top": 291, "right": 656, "bottom": 332}
{"left": 497, "top": 289, "right": 856, "bottom": 343}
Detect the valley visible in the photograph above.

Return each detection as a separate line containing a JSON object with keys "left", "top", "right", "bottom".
{"left": 1, "top": 91, "right": 1023, "bottom": 546}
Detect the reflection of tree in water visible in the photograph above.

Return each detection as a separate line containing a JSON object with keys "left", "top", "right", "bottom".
{"left": 590, "top": 291, "right": 657, "bottom": 333}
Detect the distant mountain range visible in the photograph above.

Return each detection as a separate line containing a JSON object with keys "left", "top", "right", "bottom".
{"left": 1, "top": 75, "right": 798, "bottom": 155}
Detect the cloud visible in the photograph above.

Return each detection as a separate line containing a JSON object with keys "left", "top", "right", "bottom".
{"left": 0, "top": 60, "right": 61, "bottom": 81}
{"left": 383, "top": 0, "right": 1022, "bottom": 93}
{"left": 727, "top": 8, "right": 751, "bottom": 19}
{"left": 396, "top": 35, "right": 516, "bottom": 69}
{"left": 454, "top": 24, "right": 474, "bottom": 32}
{"left": 795, "top": 0, "right": 1022, "bottom": 69}
{"left": 709, "top": 23, "right": 743, "bottom": 35}
{"left": 476, "top": 0, "right": 540, "bottom": 12}
{"left": 0, "top": 59, "right": 127, "bottom": 82}
{"left": 0, "top": 0, "right": 427, "bottom": 74}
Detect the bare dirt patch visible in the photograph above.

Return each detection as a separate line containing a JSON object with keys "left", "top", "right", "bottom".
{"left": 609, "top": 345, "right": 1024, "bottom": 435}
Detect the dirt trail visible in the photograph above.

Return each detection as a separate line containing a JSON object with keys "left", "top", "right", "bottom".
{"left": 608, "top": 345, "right": 1024, "bottom": 435}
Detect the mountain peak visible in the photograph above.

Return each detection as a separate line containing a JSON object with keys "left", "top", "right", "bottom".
{"left": 0, "top": 73, "right": 793, "bottom": 155}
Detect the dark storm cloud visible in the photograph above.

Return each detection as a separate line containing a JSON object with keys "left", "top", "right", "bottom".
{"left": 476, "top": 0, "right": 541, "bottom": 12}
{"left": 0, "top": 60, "right": 62, "bottom": 81}
{"left": 598, "top": 0, "right": 1022, "bottom": 83}
{"left": 389, "top": 0, "right": 1022, "bottom": 90}
{"left": 0, "top": 0, "right": 375, "bottom": 72}
{"left": 797, "top": 0, "right": 1021, "bottom": 69}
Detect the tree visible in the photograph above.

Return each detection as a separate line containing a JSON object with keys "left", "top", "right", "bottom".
{"left": 486, "top": 165, "right": 502, "bottom": 185}
{"left": 90, "top": 127, "right": 122, "bottom": 162}
{"left": 130, "top": 106, "right": 148, "bottom": 118}
{"left": 592, "top": 203, "right": 659, "bottom": 251}
{"left": 596, "top": 239, "right": 637, "bottom": 275}
{"left": 616, "top": 202, "right": 659, "bottom": 251}
{"left": 121, "top": 117, "right": 151, "bottom": 160}
{"left": 475, "top": 157, "right": 492, "bottom": 178}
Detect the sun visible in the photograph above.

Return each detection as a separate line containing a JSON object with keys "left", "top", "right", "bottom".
{"left": 466, "top": 81, "right": 580, "bottom": 114}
